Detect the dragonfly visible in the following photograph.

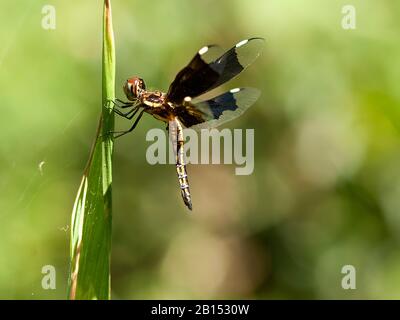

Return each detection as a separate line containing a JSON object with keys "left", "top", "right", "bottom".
{"left": 111, "top": 37, "right": 264, "bottom": 210}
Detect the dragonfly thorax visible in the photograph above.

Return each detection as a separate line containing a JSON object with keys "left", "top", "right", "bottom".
{"left": 142, "top": 91, "right": 166, "bottom": 108}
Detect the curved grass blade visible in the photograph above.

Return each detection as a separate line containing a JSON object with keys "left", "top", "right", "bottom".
{"left": 68, "top": 0, "right": 115, "bottom": 300}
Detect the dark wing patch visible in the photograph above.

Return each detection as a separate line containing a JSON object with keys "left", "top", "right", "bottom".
{"left": 174, "top": 101, "right": 214, "bottom": 128}
{"left": 177, "top": 87, "right": 260, "bottom": 129}
{"left": 166, "top": 45, "right": 222, "bottom": 106}
{"left": 167, "top": 38, "right": 264, "bottom": 105}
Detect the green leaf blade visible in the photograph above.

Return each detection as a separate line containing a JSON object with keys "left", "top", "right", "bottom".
{"left": 68, "top": 0, "right": 115, "bottom": 300}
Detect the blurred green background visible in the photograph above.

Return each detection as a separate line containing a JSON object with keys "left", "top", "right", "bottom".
{"left": 1, "top": 0, "right": 400, "bottom": 299}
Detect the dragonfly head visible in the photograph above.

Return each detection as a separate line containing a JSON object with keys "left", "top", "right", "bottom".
{"left": 124, "top": 77, "right": 146, "bottom": 101}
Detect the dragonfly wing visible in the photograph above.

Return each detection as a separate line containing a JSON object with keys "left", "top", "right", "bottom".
{"left": 167, "top": 38, "right": 264, "bottom": 104}
{"left": 177, "top": 87, "right": 260, "bottom": 130}
{"left": 166, "top": 45, "right": 223, "bottom": 105}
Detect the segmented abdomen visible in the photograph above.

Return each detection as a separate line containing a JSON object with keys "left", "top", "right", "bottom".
{"left": 169, "top": 118, "right": 193, "bottom": 210}
{"left": 176, "top": 139, "right": 192, "bottom": 210}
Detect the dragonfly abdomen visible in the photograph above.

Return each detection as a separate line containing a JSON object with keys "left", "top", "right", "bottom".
{"left": 176, "top": 145, "right": 192, "bottom": 210}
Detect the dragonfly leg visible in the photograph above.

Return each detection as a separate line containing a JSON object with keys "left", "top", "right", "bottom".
{"left": 113, "top": 106, "right": 140, "bottom": 119}
{"left": 106, "top": 98, "right": 138, "bottom": 115}
{"left": 112, "top": 98, "right": 136, "bottom": 108}
{"left": 111, "top": 109, "right": 145, "bottom": 139}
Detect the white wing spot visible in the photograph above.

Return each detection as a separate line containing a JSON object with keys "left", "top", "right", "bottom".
{"left": 236, "top": 39, "right": 249, "bottom": 48}
{"left": 230, "top": 88, "right": 241, "bottom": 93}
{"left": 198, "top": 46, "right": 209, "bottom": 55}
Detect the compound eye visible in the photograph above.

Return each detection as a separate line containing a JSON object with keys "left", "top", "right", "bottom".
{"left": 123, "top": 79, "right": 137, "bottom": 100}
{"left": 130, "top": 82, "right": 136, "bottom": 95}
